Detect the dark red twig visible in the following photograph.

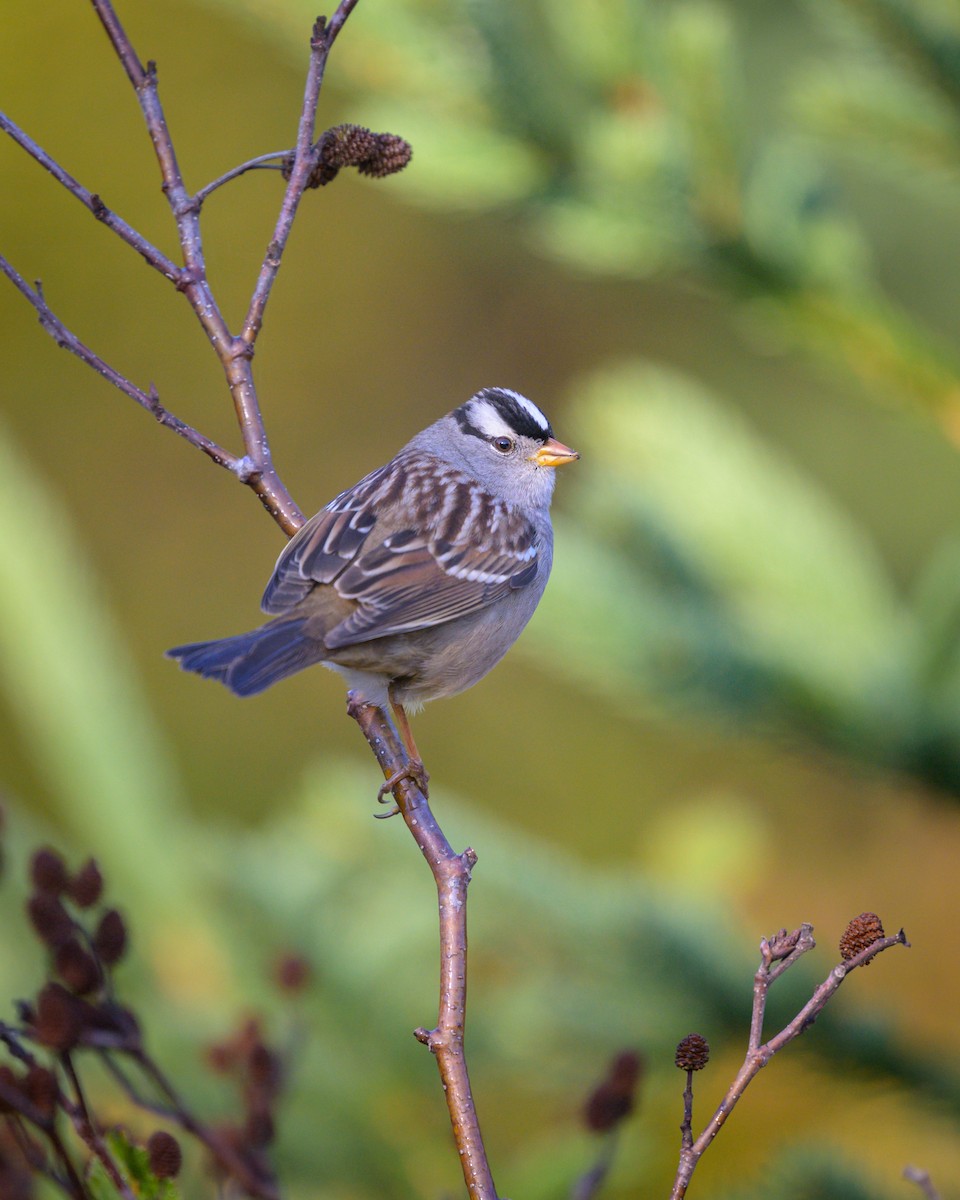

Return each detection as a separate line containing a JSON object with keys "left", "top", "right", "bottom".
{"left": 347, "top": 697, "right": 499, "bottom": 1200}
{"left": 61, "top": 1054, "right": 137, "bottom": 1200}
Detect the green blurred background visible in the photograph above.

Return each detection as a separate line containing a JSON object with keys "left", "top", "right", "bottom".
{"left": 3, "top": 0, "right": 960, "bottom": 1196}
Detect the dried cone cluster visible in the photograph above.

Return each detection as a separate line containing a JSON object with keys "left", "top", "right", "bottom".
{"left": 21, "top": 847, "right": 137, "bottom": 1055}
{"left": 840, "top": 912, "right": 885, "bottom": 964}
{"left": 205, "top": 1017, "right": 284, "bottom": 1190}
{"left": 0, "top": 847, "right": 164, "bottom": 1188}
{"left": 675, "top": 1033, "right": 710, "bottom": 1072}
{"left": 583, "top": 1050, "right": 644, "bottom": 1133}
{"left": 4, "top": 844, "right": 293, "bottom": 1197}
{"left": 283, "top": 123, "right": 413, "bottom": 188}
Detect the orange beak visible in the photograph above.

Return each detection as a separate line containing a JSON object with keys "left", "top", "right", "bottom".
{"left": 529, "top": 438, "right": 580, "bottom": 468}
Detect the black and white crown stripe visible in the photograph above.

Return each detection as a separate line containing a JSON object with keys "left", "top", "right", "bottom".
{"left": 454, "top": 387, "right": 554, "bottom": 444}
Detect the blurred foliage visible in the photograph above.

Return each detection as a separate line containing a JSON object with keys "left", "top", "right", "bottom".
{"left": 5, "top": 0, "right": 960, "bottom": 1198}
{"left": 534, "top": 361, "right": 960, "bottom": 791}
{"left": 218, "top": 0, "right": 960, "bottom": 420}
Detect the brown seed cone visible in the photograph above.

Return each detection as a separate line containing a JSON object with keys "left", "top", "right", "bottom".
{"left": 22, "top": 1065, "right": 59, "bottom": 1120}
{"left": 584, "top": 1050, "right": 643, "bottom": 1132}
{"left": 358, "top": 133, "right": 413, "bottom": 178}
{"left": 68, "top": 858, "right": 104, "bottom": 908}
{"left": 274, "top": 952, "right": 311, "bottom": 993}
{"left": 33, "top": 983, "right": 83, "bottom": 1052}
{"left": 147, "top": 1130, "right": 182, "bottom": 1179}
{"left": 26, "top": 893, "right": 75, "bottom": 949}
{"left": 322, "top": 123, "right": 379, "bottom": 168}
{"left": 675, "top": 1033, "right": 710, "bottom": 1071}
{"left": 30, "top": 848, "right": 69, "bottom": 895}
{"left": 55, "top": 939, "right": 101, "bottom": 995}
{"left": 840, "top": 912, "right": 884, "bottom": 964}
{"left": 93, "top": 908, "right": 127, "bottom": 965}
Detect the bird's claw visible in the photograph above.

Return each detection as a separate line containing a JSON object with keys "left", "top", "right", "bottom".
{"left": 375, "top": 759, "right": 430, "bottom": 812}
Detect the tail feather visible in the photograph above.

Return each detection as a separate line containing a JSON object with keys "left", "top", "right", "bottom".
{"left": 167, "top": 618, "right": 316, "bottom": 697}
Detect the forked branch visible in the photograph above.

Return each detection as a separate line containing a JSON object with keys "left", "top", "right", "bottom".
{"left": 670, "top": 918, "right": 909, "bottom": 1200}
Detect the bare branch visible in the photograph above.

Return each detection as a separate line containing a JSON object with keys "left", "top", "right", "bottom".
{"left": 325, "top": 0, "right": 363, "bottom": 49}
{"left": 128, "top": 1048, "right": 279, "bottom": 1200}
{"left": 61, "top": 1054, "right": 137, "bottom": 1200}
{"left": 240, "top": 19, "right": 331, "bottom": 347}
{"left": 194, "top": 152, "right": 291, "bottom": 208}
{"left": 0, "top": 255, "right": 241, "bottom": 472}
{"left": 347, "top": 696, "right": 500, "bottom": 1200}
{"left": 904, "top": 1166, "right": 942, "bottom": 1200}
{"left": 2, "top": 8, "right": 505, "bottom": 1197}
{"left": 0, "top": 110, "right": 182, "bottom": 282}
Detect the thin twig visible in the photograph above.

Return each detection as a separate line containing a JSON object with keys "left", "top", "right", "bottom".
{"left": 749, "top": 924, "right": 815, "bottom": 1052}
{"left": 0, "top": 111, "right": 182, "bottom": 282}
{"left": 347, "top": 697, "right": 499, "bottom": 1200}
{"left": 9, "top": 1115, "right": 84, "bottom": 1200}
{"left": 0, "top": 255, "right": 241, "bottom": 472}
{"left": 45, "top": 1124, "right": 91, "bottom": 1200}
{"left": 239, "top": 18, "right": 331, "bottom": 347}
{"left": 61, "top": 1054, "right": 137, "bottom": 1200}
{"left": 570, "top": 1134, "right": 619, "bottom": 1200}
{"left": 194, "top": 152, "right": 291, "bottom": 208}
{"left": 679, "top": 1071, "right": 694, "bottom": 1151}
{"left": 98, "top": 1052, "right": 178, "bottom": 1120}
{"left": 904, "top": 1166, "right": 942, "bottom": 1200}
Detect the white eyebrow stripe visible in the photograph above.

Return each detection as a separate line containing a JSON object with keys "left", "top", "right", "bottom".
{"left": 470, "top": 402, "right": 512, "bottom": 439}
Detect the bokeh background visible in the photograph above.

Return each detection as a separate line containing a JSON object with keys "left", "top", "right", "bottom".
{"left": 3, "top": 1, "right": 960, "bottom": 1196}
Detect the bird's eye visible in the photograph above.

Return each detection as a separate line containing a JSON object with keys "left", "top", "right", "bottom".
{"left": 492, "top": 436, "right": 514, "bottom": 453}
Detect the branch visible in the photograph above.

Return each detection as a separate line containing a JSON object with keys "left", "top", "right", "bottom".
{"left": 0, "top": 256, "right": 242, "bottom": 473}
{"left": 127, "top": 1048, "right": 279, "bottom": 1200}
{"left": 670, "top": 921, "right": 909, "bottom": 1200}
{"left": 0, "top": 111, "right": 181, "bottom": 282}
{"left": 347, "top": 697, "right": 500, "bottom": 1200}
{"left": 90, "top": 0, "right": 306, "bottom": 532}
{"left": 61, "top": 1054, "right": 137, "bottom": 1200}
{"left": 904, "top": 1166, "right": 942, "bottom": 1200}
{"left": 194, "top": 152, "right": 291, "bottom": 208}
{"left": 240, "top": 15, "right": 336, "bottom": 348}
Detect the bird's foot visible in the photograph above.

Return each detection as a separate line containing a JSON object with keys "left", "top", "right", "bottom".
{"left": 375, "top": 759, "right": 430, "bottom": 813}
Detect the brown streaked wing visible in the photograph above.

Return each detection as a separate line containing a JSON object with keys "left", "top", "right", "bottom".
{"left": 324, "top": 504, "right": 540, "bottom": 648}
{"left": 260, "top": 464, "right": 392, "bottom": 614}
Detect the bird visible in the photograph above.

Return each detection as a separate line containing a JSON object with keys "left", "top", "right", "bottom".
{"left": 167, "top": 387, "right": 579, "bottom": 798}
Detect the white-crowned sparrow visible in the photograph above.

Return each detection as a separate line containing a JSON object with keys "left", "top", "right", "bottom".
{"left": 168, "top": 388, "right": 578, "bottom": 789}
